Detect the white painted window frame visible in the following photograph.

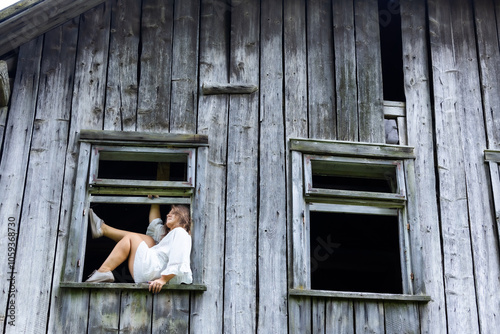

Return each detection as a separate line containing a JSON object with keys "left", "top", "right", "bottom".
{"left": 290, "top": 138, "right": 416, "bottom": 296}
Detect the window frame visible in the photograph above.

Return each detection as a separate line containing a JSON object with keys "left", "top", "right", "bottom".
{"left": 62, "top": 130, "right": 208, "bottom": 287}
{"left": 290, "top": 138, "right": 418, "bottom": 298}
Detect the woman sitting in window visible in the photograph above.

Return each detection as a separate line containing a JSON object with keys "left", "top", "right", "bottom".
{"left": 85, "top": 199, "right": 192, "bottom": 293}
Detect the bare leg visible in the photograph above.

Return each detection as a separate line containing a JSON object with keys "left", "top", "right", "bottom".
{"left": 101, "top": 223, "right": 131, "bottom": 243}
{"left": 98, "top": 233, "right": 155, "bottom": 277}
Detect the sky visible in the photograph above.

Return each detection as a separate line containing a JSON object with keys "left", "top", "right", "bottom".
{"left": 0, "top": 0, "right": 21, "bottom": 11}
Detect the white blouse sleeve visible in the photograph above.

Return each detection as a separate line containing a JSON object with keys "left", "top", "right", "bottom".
{"left": 146, "top": 218, "right": 165, "bottom": 244}
{"left": 160, "top": 228, "right": 192, "bottom": 280}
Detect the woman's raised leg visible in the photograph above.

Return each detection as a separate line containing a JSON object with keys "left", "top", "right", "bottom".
{"left": 97, "top": 233, "right": 155, "bottom": 274}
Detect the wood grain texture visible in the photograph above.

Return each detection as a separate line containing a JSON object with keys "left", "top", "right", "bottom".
{"left": 354, "top": 302, "right": 385, "bottom": 334}
{"left": 0, "top": 36, "right": 42, "bottom": 331}
{"left": 169, "top": 0, "right": 199, "bottom": 133}
{"left": 0, "top": 60, "right": 9, "bottom": 107}
{"left": 325, "top": 300, "right": 355, "bottom": 334}
{"left": 400, "top": 0, "right": 446, "bottom": 333}
{"left": 258, "top": 0, "right": 287, "bottom": 332}
{"left": 5, "top": 19, "right": 78, "bottom": 334}
{"left": 354, "top": 0, "right": 385, "bottom": 143}
{"left": 47, "top": 3, "right": 110, "bottom": 332}
{"left": 104, "top": 0, "right": 141, "bottom": 131}
{"left": 223, "top": 0, "right": 260, "bottom": 332}
{"left": 428, "top": 0, "right": 495, "bottom": 332}
{"left": 307, "top": 0, "right": 336, "bottom": 140}
{"left": 190, "top": 1, "right": 229, "bottom": 333}
{"left": 137, "top": 0, "right": 174, "bottom": 131}
{"left": 0, "top": 0, "right": 107, "bottom": 56}
{"left": 333, "top": 0, "right": 358, "bottom": 141}
{"left": 475, "top": 0, "right": 500, "bottom": 150}
{"left": 284, "top": 0, "right": 310, "bottom": 331}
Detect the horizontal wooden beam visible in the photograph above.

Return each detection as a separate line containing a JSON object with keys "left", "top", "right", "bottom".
{"left": 290, "top": 138, "right": 415, "bottom": 159}
{"left": 79, "top": 129, "right": 208, "bottom": 146}
{"left": 0, "top": 0, "right": 107, "bottom": 56}
{"left": 484, "top": 150, "right": 500, "bottom": 162}
{"left": 202, "top": 82, "right": 258, "bottom": 95}
{"left": 60, "top": 281, "right": 207, "bottom": 292}
{"left": 383, "top": 100, "right": 406, "bottom": 118}
{"left": 289, "top": 289, "right": 431, "bottom": 303}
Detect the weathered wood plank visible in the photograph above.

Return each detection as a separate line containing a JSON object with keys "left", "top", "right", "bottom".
{"left": 312, "top": 299, "right": 325, "bottom": 333}
{"left": 223, "top": 0, "right": 260, "bottom": 332}
{"left": 152, "top": 291, "right": 190, "bottom": 333}
{"left": 451, "top": 1, "right": 500, "bottom": 332}
{"left": 60, "top": 281, "right": 207, "bottom": 290}
{"left": 88, "top": 290, "right": 121, "bottom": 333}
{"left": 289, "top": 289, "right": 431, "bottom": 302}
{"left": 400, "top": 0, "right": 447, "bottom": 332}
{"left": 190, "top": 1, "right": 229, "bottom": 333}
{"left": 0, "top": 0, "right": 42, "bottom": 23}
{"left": 333, "top": 0, "right": 358, "bottom": 141}
{"left": 0, "top": 106, "right": 7, "bottom": 156}
{"left": 137, "top": 0, "right": 174, "bottom": 132}
{"left": 290, "top": 138, "right": 415, "bottom": 158}
{"left": 0, "top": 60, "right": 9, "bottom": 106}
{"left": 0, "top": 36, "right": 42, "bottom": 331}
{"left": 120, "top": 291, "right": 152, "bottom": 333}
{"left": 80, "top": 129, "right": 208, "bottom": 145}
{"left": 284, "top": 0, "right": 310, "bottom": 331}
{"left": 0, "top": 0, "right": 107, "bottom": 56}
{"left": 354, "top": 0, "right": 385, "bottom": 143}
{"left": 5, "top": 19, "right": 78, "bottom": 334}
{"left": 47, "top": 3, "right": 110, "bottom": 332}
{"left": 104, "top": 0, "right": 141, "bottom": 131}
{"left": 325, "top": 300, "right": 355, "bottom": 334}
{"left": 202, "top": 82, "right": 258, "bottom": 95}
{"left": 307, "top": 0, "right": 336, "bottom": 140}
{"left": 384, "top": 302, "right": 420, "bottom": 334}
{"left": 169, "top": 0, "right": 199, "bottom": 133}
{"left": 428, "top": 0, "right": 487, "bottom": 332}
{"left": 354, "top": 302, "right": 385, "bottom": 334}
{"left": 258, "top": 0, "right": 287, "bottom": 333}
{"left": 475, "top": 0, "right": 500, "bottom": 150}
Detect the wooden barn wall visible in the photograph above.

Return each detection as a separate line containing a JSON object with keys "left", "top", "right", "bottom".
{"left": 0, "top": 0, "right": 499, "bottom": 333}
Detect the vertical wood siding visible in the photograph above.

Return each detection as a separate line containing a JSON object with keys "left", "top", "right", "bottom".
{"left": 0, "top": 0, "right": 499, "bottom": 333}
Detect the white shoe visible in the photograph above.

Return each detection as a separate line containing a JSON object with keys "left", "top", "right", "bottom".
{"left": 85, "top": 270, "right": 114, "bottom": 283}
{"left": 89, "top": 209, "right": 103, "bottom": 239}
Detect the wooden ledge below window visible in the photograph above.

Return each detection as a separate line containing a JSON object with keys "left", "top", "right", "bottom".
{"left": 289, "top": 289, "right": 431, "bottom": 303}
{"left": 60, "top": 282, "right": 207, "bottom": 292}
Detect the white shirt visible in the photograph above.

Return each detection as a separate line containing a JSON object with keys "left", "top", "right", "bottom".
{"left": 135, "top": 223, "right": 192, "bottom": 284}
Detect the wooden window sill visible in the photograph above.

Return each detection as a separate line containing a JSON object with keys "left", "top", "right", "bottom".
{"left": 289, "top": 289, "right": 431, "bottom": 303}
{"left": 60, "top": 282, "right": 206, "bottom": 292}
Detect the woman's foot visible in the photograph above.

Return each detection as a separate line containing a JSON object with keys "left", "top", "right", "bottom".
{"left": 89, "top": 209, "right": 104, "bottom": 239}
{"left": 85, "top": 270, "right": 114, "bottom": 283}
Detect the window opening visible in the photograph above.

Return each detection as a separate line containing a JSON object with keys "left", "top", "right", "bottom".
{"left": 311, "top": 159, "right": 397, "bottom": 193}
{"left": 83, "top": 203, "right": 188, "bottom": 283}
{"left": 310, "top": 210, "right": 402, "bottom": 294}
{"left": 378, "top": 0, "right": 405, "bottom": 102}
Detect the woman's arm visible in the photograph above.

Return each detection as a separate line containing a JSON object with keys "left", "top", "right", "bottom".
{"left": 148, "top": 274, "right": 175, "bottom": 293}
{"left": 148, "top": 195, "right": 161, "bottom": 223}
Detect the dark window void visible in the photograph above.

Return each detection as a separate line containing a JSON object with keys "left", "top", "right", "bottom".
{"left": 97, "top": 152, "right": 188, "bottom": 182}
{"left": 311, "top": 160, "right": 397, "bottom": 193}
{"left": 378, "top": 0, "right": 405, "bottom": 102}
{"left": 83, "top": 203, "right": 174, "bottom": 282}
{"left": 310, "top": 211, "right": 403, "bottom": 294}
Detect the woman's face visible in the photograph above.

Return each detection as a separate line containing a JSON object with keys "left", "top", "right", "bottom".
{"left": 166, "top": 210, "right": 181, "bottom": 229}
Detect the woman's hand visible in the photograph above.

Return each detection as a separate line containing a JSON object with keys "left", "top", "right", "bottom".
{"left": 148, "top": 277, "right": 167, "bottom": 293}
